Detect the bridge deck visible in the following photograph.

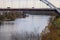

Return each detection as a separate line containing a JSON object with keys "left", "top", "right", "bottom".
{"left": 0, "top": 8, "right": 58, "bottom": 15}
{"left": 0, "top": 8, "right": 55, "bottom": 11}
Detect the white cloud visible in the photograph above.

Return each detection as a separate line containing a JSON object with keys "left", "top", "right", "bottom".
{"left": 0, "top": 0, "right": 60, "bottom": 8}
{"left": 48, "top": 0, "right": 60, "bottom": 7}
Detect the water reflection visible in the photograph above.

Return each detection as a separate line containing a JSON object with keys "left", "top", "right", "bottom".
{"left": 0, "top": 15, "right": 51, "bottom": 40}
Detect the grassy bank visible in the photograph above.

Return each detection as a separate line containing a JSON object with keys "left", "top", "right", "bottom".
{"left": 41, "top": 16, "right": 60, "bottom": 40}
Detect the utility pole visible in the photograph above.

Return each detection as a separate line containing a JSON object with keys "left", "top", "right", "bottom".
{"left": 40, "top": 0, "right": 60, "bottom": 16}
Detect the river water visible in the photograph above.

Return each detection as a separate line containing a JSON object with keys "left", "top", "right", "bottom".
{"left": 0, "top": 15, "right": 51, "bottom": 40}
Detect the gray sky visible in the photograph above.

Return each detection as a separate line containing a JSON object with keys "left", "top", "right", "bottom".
{"left": 0, "top": 0, "right": 60, "bottom": 8}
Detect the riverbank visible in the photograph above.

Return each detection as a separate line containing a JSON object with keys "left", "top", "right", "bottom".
{"left": 0, "top": 12, "right": 26, "bottom": 21}
{"left": 41, "top": 16, "right": 60, "bottom": 40}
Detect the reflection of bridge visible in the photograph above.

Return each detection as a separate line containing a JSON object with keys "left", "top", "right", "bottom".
{"left": 0, "top": 8, "right": 59, "bottom": 15}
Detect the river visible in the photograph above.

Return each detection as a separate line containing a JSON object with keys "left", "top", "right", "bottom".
{"left": 0, "top": 15, "right": 51, "bottom": 40}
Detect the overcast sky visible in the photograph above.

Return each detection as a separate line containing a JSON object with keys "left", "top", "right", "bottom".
{"left": 0, "top": 0, "right": 60, "bottom": 8}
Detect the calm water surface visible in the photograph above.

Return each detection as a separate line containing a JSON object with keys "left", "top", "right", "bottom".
{"left": 0, "top": 15, "right": 51, "bottom": 40}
